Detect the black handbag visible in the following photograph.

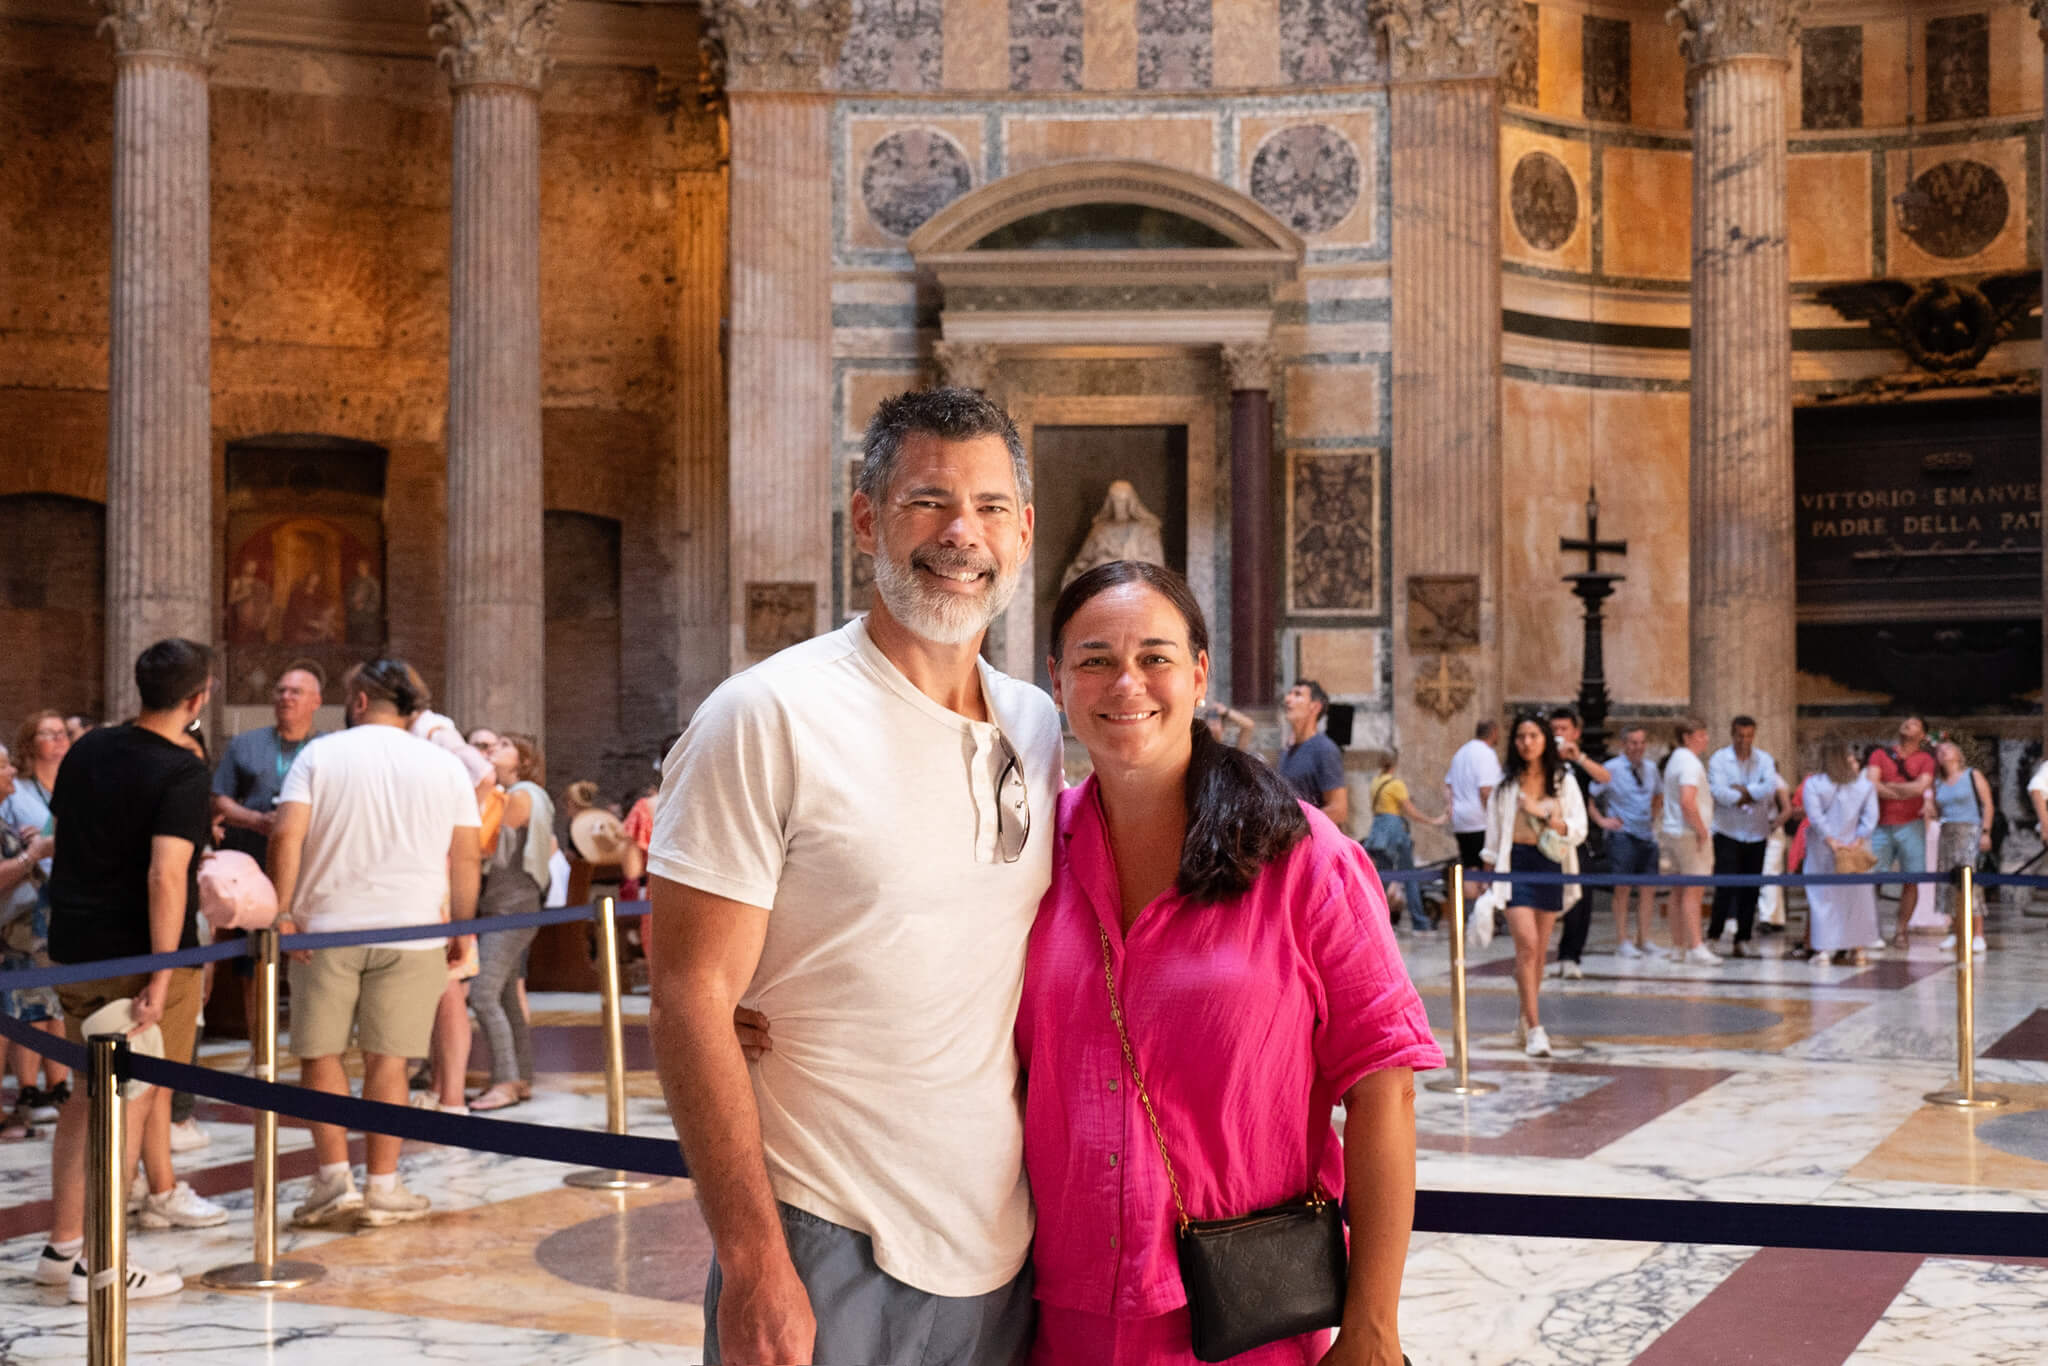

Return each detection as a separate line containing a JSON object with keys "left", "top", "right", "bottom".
{"left": 1097, "top": 928, "right": 1350, "bottom": 1362}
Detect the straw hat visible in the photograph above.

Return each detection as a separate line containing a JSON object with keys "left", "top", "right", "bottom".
{"left": 570, "top": 807, "right": 629, "bottom": 865}
{"left": 78, "top": 999, "right": 162, "bottom": 1101}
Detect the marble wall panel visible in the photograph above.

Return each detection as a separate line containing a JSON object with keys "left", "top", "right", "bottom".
{"left": 1212, "top": 0, "right": 1280, "bottom": 90}
{"left": 1580, "top": 14, "right": 1630, "bottom": 123}
{"left": 1287, "top": 448, "right": 1377, "bottom": 615}
{"left": 1535, "top": 4, "right": 1581, "bottom": 121}
{"left": 1284, "top": 361, "right": 1380, "bottom": 440}
{"left": 1009, "top": 0, "right": 1083, "bottom": 91}
{"left": 1502, "top": 2, "right": 1539, "bottom": 109}
{"left": 1136, "top": 0, "right": 1212, "bottom": 89}
{"left": 1501, "top": 125, "right": 1590, "bottom": 272}
{"left": 840, "top": 0, "right": 946, "bottom": 92}
{"left": 1279, "top": 0, "right": 1380, "bottom": 85}
{"left": 1083, "top": 0, "right": 1139, "bottom": 89}
{"left": 1859, "top": 17, "right": 1909, "bottom": 129}
{"left": 846, "top": 117, "right": 983, "bottom": 247}
{"left": 1786, "top": 153, "right": 1871, "bottom": 282}
{"left": 944, "top": 0, "right": 1009, "bottom": 90}
{"left": 1923, "top": 12, "right": 1989, "bottom": 124}
{"left": 840, "top": 367, "right": 924, "bottom": 444}
{"left": 1628, "top": 14, "right": 1686, "bottom": 130}
{"left": 1237, "top": 110, "right": 1378, "bottom": 248}
{"left": 1296, "top": 628, "right": 1379, "bottom": 696}
{"left": 1599, "top": 146, "right": 1691, "bottom": 282}
{"left": 1002, "top": 112, "right": 1216, "bottom": 176}
{"left": 1884, "top": 138, "right": 2029, "bottom": 277}
{"left": 1800, "top": 25, "right": 1861, "bottom": 130}
{"left": 1988, "top": 7, "right": 2046, "bottom": 118}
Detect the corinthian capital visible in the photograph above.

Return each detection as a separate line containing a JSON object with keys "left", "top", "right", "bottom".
{"left": 933, "top": 341, "right": 999, "bottom": 393}
{"left": 1220, "top": 341, "right": 1276, "bottom": 392}
{"left": 97, "top": 0, "right": 231, "bottom": 63}
{"left": 1668, "top": 0, "right": 1807, "bottom": 67}
{"left": 702, "top": 0, "right": 852, "bottom": 93}
{"left": 1371, "top": 0, "right": 1528, "bottom": 81}
{"left": 429, "top": 0, "right": 562, "bottom": 91}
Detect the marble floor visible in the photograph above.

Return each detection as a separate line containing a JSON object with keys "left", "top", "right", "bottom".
{"left": 4, "top": 899, "right": 2048, "bottom": 1364}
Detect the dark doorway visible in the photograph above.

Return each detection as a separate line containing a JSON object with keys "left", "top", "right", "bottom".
{"left": 1031, "top": 425, "right": 1188, "bottom": 691}
{"left": 1794, "top": 397, "right": 2041, "bottom": 712}
{"left": 0, "top": 494, "right": 105, "bottom": 723}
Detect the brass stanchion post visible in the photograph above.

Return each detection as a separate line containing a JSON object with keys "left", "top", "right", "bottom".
{"left": 205, "top": 929, "right": 324, "bottom": 1289}
{"left": 567, "top": 897, "right": 666, "bottom": 1189}
{"left": 1426, "top": 863, "right": 1498, "bottom": 1096}
{"left": 84, "top": 1034, "right": 126, "bottom": 1366}
{"left": 1926, "top": 865, "right": 2008, "bottom": 1109}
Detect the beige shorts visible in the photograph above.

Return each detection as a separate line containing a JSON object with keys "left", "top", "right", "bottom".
{"left": 1663, "top": 830, "right": 1713, "bottom": 877}
{"left": 288, "top": 946, "right": 447, "bottom": 1060}
{"left": 59, "top": 966, "right": 205, "bottom": 1065}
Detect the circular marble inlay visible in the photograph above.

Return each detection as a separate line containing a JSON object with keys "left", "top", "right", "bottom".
{"left": 1510, "top": 151, "right": 1579, "bottom": 252}
{"left": 1975, "top": 1109, "right": 2048, "bottom": 1165}
{"left": 1425, "top": 993, "right": 1783, "bottom": 1039}
{"left": 1901, "top": 160, "right": 2009, "bottom": 260}
{"left": 1249, "top": 123, "right": 1361, "bottom": 237}
{"left": 860, "top": 128, "right": 973, "bottom": 240}
{"left": 535, "top": 1199, "right": 712, "bottom": 1302}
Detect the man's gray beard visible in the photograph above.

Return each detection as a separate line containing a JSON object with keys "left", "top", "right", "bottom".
{"left": 871, "top": 544, "right": 1021, "bottom": 646}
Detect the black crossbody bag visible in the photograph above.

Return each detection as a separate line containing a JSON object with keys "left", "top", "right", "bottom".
{"left": 1097, "top": 927, "right": 1350, "bottom": 1362}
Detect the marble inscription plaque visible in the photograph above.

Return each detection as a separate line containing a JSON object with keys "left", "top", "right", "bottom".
{"left": 1280, "top": 0, "right": 1377, "bottom": 83}
{"left": 745, "top": 582, "right": 816, "bottom": 655}
{"left": 838, "top": 0, "right": 944, "bottom": 92}
{"left": 1510, "top": 152, "right": 1578, "bottom": 252}
{"left": 1800, "top": 25, "right": 1861, "bottom": 130}
{"left": 1903, "top": 160, "right": 2008, "bottom": 260}
{"left": 1925, "top": 13, "right": 1989, "bottom": 124}
{"left": 1501, "top": 2, "right": 1538, "bottom": 107}
{"left": 1406, "top": 574, "right": 1480, "bottom": 650}
{"left": 1009, "top": 0, "right": 1081, "bottom": 91}
{"left": 1249, "top": 123, "right": 1361, "bottom": 237}
{"left": 1580, "top": 15, "right": 1629, "bottom": 122}
{"left": 1136, "top": 0, "right": 1211, "bottom": 89}
{"left": 860, "top": 128, "right": 974, "bottom": 239}
{"left": 1290, "top": 450, "right": 1375, "bottom": 614}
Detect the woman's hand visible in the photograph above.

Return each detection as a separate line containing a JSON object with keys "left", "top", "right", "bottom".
{"left": 1980, "top": 831, "right": 1993, "bottom": 853}
{"left": 735, "top": 1005, "right": 771, "bottom": 1061}
{"left": 27, "top": 833, "right": 53, "bottom": 862}
{"left": 1317, "top": 1331, "right": 1404, "bottom": 1366}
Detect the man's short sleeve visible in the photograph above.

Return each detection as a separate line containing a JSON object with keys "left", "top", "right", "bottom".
{"left": 2029, "top": 763, "right": 2048, "bottom": 799}
{"left": 156, "top": 760, "right": 213, "bottom": 849}
{"left": 645, "top": 673, "right": 795, "bottom": 911}
{"left": 444, "top": 756, "right": 481, "bottom": 829}
{"left": 211, "top": 735, "right": 245, "bottom": 798}
{"left": 1477, "top": 748, "right": 1503, "bottom": 786}
{"left": 277, "top": 743, "right": 315, "bottom": 806}
{"left": 1312, "top": 737, "right": 1345, "bottom": 794}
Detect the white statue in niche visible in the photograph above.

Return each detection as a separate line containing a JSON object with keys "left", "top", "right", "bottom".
{"left": 1062, "top": 480, "right": 1167, "bottom": 587}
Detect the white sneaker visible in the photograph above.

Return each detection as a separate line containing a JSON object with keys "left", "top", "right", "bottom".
{"left": 1524, "top": 1025, "right": 1552, "bottom": 1058}
{"left": 137, "top": 1182, "right": 229, "bottom": 1230}
{"left": 1559, "top": 961, "right": 1584, "bottom": 980}
{"left": 33, "top": 1244, "right": 80, "bottom": 1287}
{"left": 127, "top": 1173, "right": 147, "bottom": 1215}
{"left": 1973, "top": 936, "right": 1987, "bottom": 953}
{"left": 1616, "top": 941, "right": 1644, "bottom": 960}
{"left": 1684, "top": 945, "right": 1724, "bottom": 966}
{"left": 65, "top": 1257, "right": 183, "bottom": 1304}
{"left": 291, "top": 1172, "right": 363, "bottom": 1229}
{"left": 358, "top": 1181, "right": 431, "bottom": 1228}
{"left": 168, "top": 1119, "right": 211, "bottom": 1154}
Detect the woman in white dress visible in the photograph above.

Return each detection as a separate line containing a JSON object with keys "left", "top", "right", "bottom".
{"left": 1801, "top": 736, "right": 1879, "bottom": 966}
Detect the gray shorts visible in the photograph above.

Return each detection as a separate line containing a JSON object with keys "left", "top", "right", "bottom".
{"left": 705, "top": 1202, "right": 1033, "bottom": 1366}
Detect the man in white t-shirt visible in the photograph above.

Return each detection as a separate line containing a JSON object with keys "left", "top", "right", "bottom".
{"left": 1445, "top": 719, "right": 1503, "bottom": 873}
{"left": 269, "top": 658, "right": 481, "bottom": 1230}
{"left": 648, "top": 390, "right": 1060, "bottom": 1366}
{"left": 1660, "top": 717, "right": 1719, "bottom": 965}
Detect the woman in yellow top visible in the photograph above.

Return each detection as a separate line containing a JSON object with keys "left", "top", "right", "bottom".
{"left": 1364, "top": 748, "right": 1446, "bottom": 885}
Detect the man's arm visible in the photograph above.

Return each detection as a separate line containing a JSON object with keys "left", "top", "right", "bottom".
{"left": 446, "top": 826, "right": 481, "bottom": 923}
{"left": 1680, "top": 784, "right": 1708, "bottom": 840}
{"left": 1707, "top": 753, "right": 1745, "bottom": 809}
{"left": 1323, "top": 786, "right": 1351, "bottom": 830}
{"left": 136, "top": 834, "right": 196, "bottom": 1033}
{"left": 647, "top": 875, "right": 814, "bottom": 1363}
{"left": 212, "top": 791, "right": 273, "bottom": 835}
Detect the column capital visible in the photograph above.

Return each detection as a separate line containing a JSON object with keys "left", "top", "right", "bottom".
{"left": 1668, "top": 0, "right": 1807, "bottom": 68}
{"left": 429, "top": 0, "right": 562, "bottom": 92}
{"left": 97, "top": 0, "right": 231, "bottom": 64}
{"left": 1220, "top": 341, "right": 1276, "bottom": 392}
{"left": 933, "top": 340, "right": 999, "bottom": 393}
{"left": 702, "top": 0, "right": 852, "bottom": 93}
{"left": 1371, "top": 0, "right": 1528, "bottom": 81}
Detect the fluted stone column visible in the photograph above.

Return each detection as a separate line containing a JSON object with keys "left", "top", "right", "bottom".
{"left": 676, "top": 170, "right": 732, "bottom": 722}
{"left": 2033, "top": 1, "right": 2048, "bottom": 749}
{"left": 1374, "top": 0, "right": 1521, "bottom": 860}
{"left": 98, "top": 0, "right": 228, "bottom": 717}
{"left": 1673, "top": 0, "right": 1803, "bottom": 749}
{"left": 1221, "top": 342, "right": 1277, "bottom": 709}
{"left": 430, "top": 0, "right": 560, "bottom": 737}
{"left": 704, "top": 0, "right": 851, "bottom": 667}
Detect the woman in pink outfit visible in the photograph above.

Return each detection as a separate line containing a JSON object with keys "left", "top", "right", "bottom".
{"left": 1016, "top": 562, "right": 1440, "bottom": 1366}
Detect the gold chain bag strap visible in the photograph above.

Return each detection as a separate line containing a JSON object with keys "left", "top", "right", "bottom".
{"left": 1097, "top": 926, "right": 1349, "bottom": 1362}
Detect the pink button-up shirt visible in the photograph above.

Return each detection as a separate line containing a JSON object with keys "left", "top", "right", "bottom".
{"left": 1016, "top": 779, "right": 1443, "bottom": 1319}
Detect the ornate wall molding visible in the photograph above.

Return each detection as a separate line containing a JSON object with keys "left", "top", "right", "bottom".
{"left": 932, "top": 340, "right": 998, "bottom": 392}
{"left": 1370, "top": 0, "right": 1528, "bottom": 81}
{"left": 1220, "top": 341, "right": 1275, "bottom": 391}
{"left": 98, "top": 0, "right": 231, "bottom": 63}
{"left": 428, "top": 0, "right": 562, "bottom": 91}
{"left": 702, "top": 0, "right": 852, "bottom": 93}
{"left": 1668, "top": 0, "right": 1807, "bottom": 68}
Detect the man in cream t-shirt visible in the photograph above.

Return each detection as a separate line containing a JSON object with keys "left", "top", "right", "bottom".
{"left": 648, "top": 389, "right": 1062, "bottom": 1366}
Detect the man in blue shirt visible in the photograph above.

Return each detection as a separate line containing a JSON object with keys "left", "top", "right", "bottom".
{"left": 1277, "top": 678, "right": 1348, "bottom": 831}
{"left": 1706, "top": 715, "right": 1783, "bottom": 957}
{"left": 1592, "top": 725, "right": 1662, "bottom": 958}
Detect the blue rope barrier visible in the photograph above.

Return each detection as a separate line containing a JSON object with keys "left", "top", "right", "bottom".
{"left": 278, "top": 902, "right": 598, "bottom": 954}
{"left": 0, "top": 937, "right": 253, "bottom": 992}
{"left": 1463, "top": 869, "right": 1957, "bottom": 887}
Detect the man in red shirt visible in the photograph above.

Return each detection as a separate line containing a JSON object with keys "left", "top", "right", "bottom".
{"left": 1864, "top": 716, "right": 1937, "bottom": 946}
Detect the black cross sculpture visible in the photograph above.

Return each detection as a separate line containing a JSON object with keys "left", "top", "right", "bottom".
{"left": 1561, "top": 486, "right": 1627, "bottom": 757}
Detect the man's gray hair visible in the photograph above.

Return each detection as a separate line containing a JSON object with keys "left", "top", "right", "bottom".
{"left": 857, "top": 387, "right": 1031, "bottom": 505}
